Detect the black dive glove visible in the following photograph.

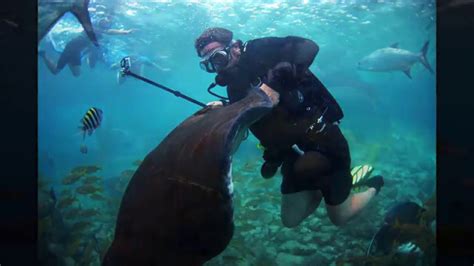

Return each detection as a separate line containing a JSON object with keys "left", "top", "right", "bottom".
{"left": 260, "top": 147, "right": 285, "bottom": 179}
{"left": 265, "top": 62, "right": 297, "bottom": 92}
{"left": 361, "top": 175, "right": 384, "bottom": 195}
{"left": 261, "top": 161, "right": 281, "bottom": 179}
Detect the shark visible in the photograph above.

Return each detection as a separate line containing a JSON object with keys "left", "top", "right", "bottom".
{"left": 38, "top": 0, "right": 98, "bottom": 46}
{"left": 357, "top": 41, "right": 434, "bottom": 79}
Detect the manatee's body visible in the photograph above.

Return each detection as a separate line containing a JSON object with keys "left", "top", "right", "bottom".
{"left": 103, "top": 89, "right": 273, "bottom": 265}
{"left": 38, "top": 0, "right": 98, "bottom": 46}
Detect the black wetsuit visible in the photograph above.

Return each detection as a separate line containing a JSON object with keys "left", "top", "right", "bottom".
{"left": 57, "top": 32, "right": 103, "bottom": 70}
{"left": 217, "top": 36, "right": 352, "bottom": 205}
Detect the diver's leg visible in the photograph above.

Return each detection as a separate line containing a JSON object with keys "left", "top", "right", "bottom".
{"left": 88, "top": 52, "right": 97, "bottom": 68}
{"left": 302, "top": 123, "right": 376, "bottom": 226}
{"left": 69, "top": 65, "right": 81, "bottom": 77}
{"left": 280, "top": 150, "right": 324, "bottom": 228}
{"left": 326, "top": 188, "right": 376, "bottom": 226}
{"left": 39, "top": 51, "right": 60, "bottom": 75}
{"left": 281, "top": 190, "right": 322, "bottom": 228}
{"left": 280, "top": 148, "right": 334, "bottom": 227}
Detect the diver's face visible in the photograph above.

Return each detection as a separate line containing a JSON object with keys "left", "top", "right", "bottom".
{"left": 227, "top": 45, "right": 241, "bottom": 68}
{"left": 200, "top": 42, "right": 224, "bottom": 58}
{"left": 199, "top": 41, "right": 241, "bottom": 73}
{"left": 97, "top": 18, "right": 112, "bottom": 31}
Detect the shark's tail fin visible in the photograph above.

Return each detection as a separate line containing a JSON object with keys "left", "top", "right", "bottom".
{"left": 419, "top": 41, "right": 434, "bottom": 74}
{"left": 71, "top": 0, "right": 99, "bottom": 46}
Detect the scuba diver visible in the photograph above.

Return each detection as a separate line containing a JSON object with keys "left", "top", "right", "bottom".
{"left": 39, "top": 17, "right": 133, "bottom": 77}
{"left": 195, "top": 28, "right": 384, "bottom": 227}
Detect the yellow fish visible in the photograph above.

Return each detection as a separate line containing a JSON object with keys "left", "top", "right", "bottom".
{"left": 62, "top": 173, "right": 83, "bottom": 185}
{"left": 83, "top": 175, "right": 101, "bottom": 184}
{"left": 57, "top": 197, "right": 76, "bottom": 209}
{"left": 79, "top": 107, "right": 103, "bottom": 139}
{"left": 90, "top": 193, "right": 106, "bottom": 201}
{"left": 76, "top": 184, "right": 102, "bottom": 195}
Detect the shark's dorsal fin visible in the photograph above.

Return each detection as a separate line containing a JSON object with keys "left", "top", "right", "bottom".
{"left": 389, "top": 42, "right": 399, "bottom": 48}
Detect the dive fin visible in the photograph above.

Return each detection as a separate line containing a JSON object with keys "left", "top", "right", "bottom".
{"left": 419, "top": 41, "right": 434, "bottom": 74}
{"left": 389, "top": 42, "right": 399, "bottom": 48}
{"left": 351, "top": 164, "right": 374, "bottom": 186}
{"left": 71, "top": 0, "right": 98, "bottom": 46}
{"left": 402, "top": 68, "right": 412, "bottom": 79}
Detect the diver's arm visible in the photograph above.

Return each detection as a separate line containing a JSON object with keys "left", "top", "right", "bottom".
{"left": 206, "top": 101, "right": 224, "bottom": 107}
{"left": 144, "top": 61, "right": 170, "bottom": 71}
{"left": 103, "top": 29, "right": 134, "bottom": 35}
{"left": 255, "top": 37, "right": 319, "bottom": 91}
{"left": 110, "top": 62, "right": 120, "bottom": 70}
{"left": 207, "top": 84, "right": 279, "bottom": 108}
{"left": 284, "top": 36, "right": 319, "bottom": 69}
{"left": 277, "top": 36, "right": 319, "bottom": 80}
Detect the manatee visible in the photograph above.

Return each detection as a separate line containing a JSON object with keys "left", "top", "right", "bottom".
{"left": 103, "top": 88, "right": 274, "bottom": 265}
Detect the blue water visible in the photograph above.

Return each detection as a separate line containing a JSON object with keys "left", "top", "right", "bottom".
{"left": 38, "top": 0, "right": 436, "bottom": 265}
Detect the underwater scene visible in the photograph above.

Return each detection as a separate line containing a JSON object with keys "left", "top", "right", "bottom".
{"left": 38, "top": 0, "right": 436, "bottom": 265}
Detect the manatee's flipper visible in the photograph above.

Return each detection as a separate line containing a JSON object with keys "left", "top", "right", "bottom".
{"left": 419, "top": 41, "right": 434, "bottom": 74}
{"left": 71, "top": 0, "right": 98, "bottom": 46}
{"left": 103, "top": 88, "right": 273, "bottom": 266}
{"left": 38, "top": 0, "right": 98, "bottom": 46}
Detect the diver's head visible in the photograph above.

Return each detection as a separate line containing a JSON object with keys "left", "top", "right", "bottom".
{"left": 96, "top": 17, "right": 112, "bottom": 31}
{"left": 195, "top": 27, "right": 242, "bottom": 73}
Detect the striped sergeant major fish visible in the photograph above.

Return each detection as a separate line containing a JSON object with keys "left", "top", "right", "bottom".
{"left": 79, "top": 107, "right": 103, "bottom": 139}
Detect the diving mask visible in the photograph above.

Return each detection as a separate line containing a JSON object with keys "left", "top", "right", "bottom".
{"left": 199, "top": 46, "right": 232, "bottom": 73}
{"left": 200, "top": 39, "right": 240, "bottom": 73}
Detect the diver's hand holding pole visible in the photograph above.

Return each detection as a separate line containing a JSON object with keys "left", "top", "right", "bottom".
{"left": 119, "top": 57, "right": 207, "bottom": 108}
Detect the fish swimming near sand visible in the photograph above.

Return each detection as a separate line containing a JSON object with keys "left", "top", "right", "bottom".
{"left": 357, "top": 41, "right": 434, "bottom": 79}
{"left": 103, "top": 88, "right": 274, "bottom": 265}
{"left": 38, "top": 0, "right": 98, "bottom": 46}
